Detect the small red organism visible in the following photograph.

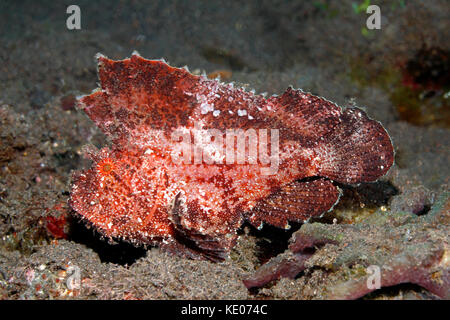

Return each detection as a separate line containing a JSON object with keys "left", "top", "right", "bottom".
{"left": 44, "top": 202, "right": 70, "bottom": 240}
{"left": 45, "top": 215, "right": 68, "bottom": 239}
{"left": 69, "top": 53, "right": 394, "bottom": 261}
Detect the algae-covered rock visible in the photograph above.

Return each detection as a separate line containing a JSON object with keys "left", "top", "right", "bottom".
{"left": 245, "top": 189, "right": 449, "bottom": 299}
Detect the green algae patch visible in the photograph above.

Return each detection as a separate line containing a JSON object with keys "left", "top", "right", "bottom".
{"left": 350, "top": 46, "right": 450, "bottom": 127}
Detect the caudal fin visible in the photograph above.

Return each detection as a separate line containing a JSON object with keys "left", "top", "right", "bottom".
{"left": 315, "top": 108, "right": 394, "bottom": 184}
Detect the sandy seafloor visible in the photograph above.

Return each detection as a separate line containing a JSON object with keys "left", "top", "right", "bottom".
{"left": 0, "top": 0, "right": 448, "bottom": 299}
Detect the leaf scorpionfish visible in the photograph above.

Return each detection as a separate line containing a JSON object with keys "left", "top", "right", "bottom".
{"left": 69, "top": 53, "right": 394, "bottom": 261}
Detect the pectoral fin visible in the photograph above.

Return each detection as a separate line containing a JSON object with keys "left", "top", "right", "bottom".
{"left": 246, "top": 178, "right": 341, "bottom": 229}
{"left": 162, "top": 193, "right": 237, "bottom": 262}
